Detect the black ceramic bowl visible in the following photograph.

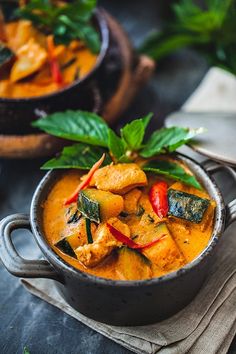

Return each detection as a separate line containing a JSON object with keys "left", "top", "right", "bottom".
{"left": 0, "top": 155, "right": 236, "bottom": 326}
{"left": 0, "top": 9, "right": 126, "bottom": 134}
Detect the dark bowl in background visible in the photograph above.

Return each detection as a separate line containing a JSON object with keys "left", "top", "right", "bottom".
{"left": 0, "top": 8, "right": 128, "bottom": 134}
{"left": 0, "top": 155, "right": 236, "bottom": 326}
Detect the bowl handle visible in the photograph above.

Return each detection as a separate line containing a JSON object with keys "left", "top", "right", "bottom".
{"left": 0, "top": 213, "right": 62, "bottom": 282}
{"left": 202, "top": 160, "right": 236, "bottom": 228}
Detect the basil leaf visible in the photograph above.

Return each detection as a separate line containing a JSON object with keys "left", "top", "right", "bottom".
{"left": 74, "top": 22, "right": 101, "bottom": 54}
{"left": 23, "top": 347, "right": 30, "bottom": 354}
{"left": 140, "top": 126, "right": 204, "bottom": 158}
{"left": 120, "top": 113, "right": 153, "bottom": 150}
{"left": 41, "top": 143, "right": 111, "bottom": 170}
{"left": 108, "top": 129, "right": 125, "bottom": 159}
{"left": 143, "top": 160, "right": 202, "bottom": 190}
{"left": 32, "top": 110, "right": 109, "bottom": 147}
{"left": 139, "top": 0, "right": 236, "bottom": 76}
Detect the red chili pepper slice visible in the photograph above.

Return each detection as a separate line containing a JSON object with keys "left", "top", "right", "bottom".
{"left": 149, "top": 181, "right": 169, "bottom": 219}
{"left": 47, "top": 35, "right": 64, "bottom": 85}
{"left": 65, "top": 153, "right": 106, "bottom": 205}
{"left": 107, "top": 223, "right": 166, "bottom": 250}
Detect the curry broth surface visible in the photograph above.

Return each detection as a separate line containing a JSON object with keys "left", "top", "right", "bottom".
{"left": 43, "top": 169, "right": 215, "bottom": 280}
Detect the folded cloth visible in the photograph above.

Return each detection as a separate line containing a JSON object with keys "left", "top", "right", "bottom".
{"left": 22, "top": 67, "right": 236, "bottom": 354}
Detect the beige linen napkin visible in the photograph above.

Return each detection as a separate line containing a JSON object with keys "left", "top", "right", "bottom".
{"left": 22, "top": 67, "right": 236, "bottom": 354}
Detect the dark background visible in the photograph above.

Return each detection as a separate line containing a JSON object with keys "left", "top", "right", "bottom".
{"left": 0, "top": 1, "right": 235, "bottom": 353}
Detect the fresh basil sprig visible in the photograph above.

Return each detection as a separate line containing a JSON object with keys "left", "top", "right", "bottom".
{"left": 15, "top": 0, "right": 100, "bottom": 53}
{"left": 143, "top": 160, "right": 202, "bottom": 190}
{"left": 41, "top": 143, "right": 112, "bottom": 170}
{"left": 139, "top": 0, "right": 236, "bottom": 75}
{"left": 33, "top": 110, "right": 204, "bottom": 188}
{"left": 32, "top": 110, "right": 109, "bottom": 147}
{"left": 140, "top": 126, "right": 204, "bottom": 158}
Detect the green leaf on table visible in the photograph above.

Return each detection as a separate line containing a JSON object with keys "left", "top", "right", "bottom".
{"left": 23, "top": 347, "right": 30, "bottom": 354}
{"left": 140, "top": 126, "right": 204, "bottom": 158}
{"left": 120, "top": 113, "right": 153, "bottom": 150}
{"left": 143, "top": 160, "right": 202, "bottom": 190}
{"left": 32, "top": 110, "right": 109, "bottom": 147}
{"left": 41, "top": 143, "right": 112, "bottom": 170}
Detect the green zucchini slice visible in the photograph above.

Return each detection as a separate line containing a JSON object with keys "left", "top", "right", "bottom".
{"left": 78, "top": 190, "right": 100, "bottom": 223}
{"left": 117, "top": 247, "right": 152, "bottom": 280}
{"left": 168, "top": 189, "right": 210, "bottom": 223}
{"left": 54, "top": 234, "right": 81, "bottom": 258}
{"left": 78, "top": 188, "right": 124, "bottom": 223}
{"left": 0, "top": 43, "right": 14, "bottom": 68}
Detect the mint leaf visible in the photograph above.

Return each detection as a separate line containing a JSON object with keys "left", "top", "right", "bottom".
{"left": 23, "top": 347, "right": 30, "bottom": 354}
{"left": 143, "top": 160, "right": 202, "bottom": 190}
{"left": 41, "top": 143, "right": 111, "bottom": 170}
{"left": 140, "top": 126, "right": 204, "bottom": 158}
{"left": 108, "top": 129, "right": 126, "bottom": 160}
{"left": 120, "top": 113, "right": 153, "bottom": 150}
{"left": 32, "top": 110, "right": 109, "bottom": 147}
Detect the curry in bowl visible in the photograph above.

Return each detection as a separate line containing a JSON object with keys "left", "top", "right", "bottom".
{"left": 0, "top": 1, "right": 99, "bottom": 98}
{"left": 32, "top": 110, "right": 215, "bottom": 281}
{"left": 43, "top": 159, "right": 215, "bottom": 281}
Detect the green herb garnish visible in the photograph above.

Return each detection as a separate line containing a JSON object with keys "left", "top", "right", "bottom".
{"left": 23, "top": 347, "right": 30, "bottom": 354}
{"left": 143, "top": 160, "right": 202, "bottom": 190}
{"left": 85, "top": 218, "right": 93, "bottom": 244}
{"left": 41, "top": 143, "right": 111, "bottom": 170}
{"left": 33, "top": 110, "right": 204, "bottom": 189}
{"left": 15, "top": 0, "right": 101, "bottom": 53}
{"left": 139, "top": 0, "right": 236, "bottom": 75}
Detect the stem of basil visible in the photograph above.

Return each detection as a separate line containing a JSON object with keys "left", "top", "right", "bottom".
{"left": 85, "top": 218, "right": 93, "bottom": 244}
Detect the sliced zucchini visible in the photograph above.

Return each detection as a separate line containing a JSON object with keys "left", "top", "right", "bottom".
{"left": 0, "top": 42, "right": 14, "bottom": 68}
{"left": 168, "top": 189, "right": 210, "bottom": 223}
{"left": 78, "top": 188, "right": 124, "bottom": 223}
{"left": 54, "top": 234, "right": 81, "bottom": 258}
{"left": 116, "top": 247, "right": 152, "bottom": 280}
{"left": 67, "top": 209, "right": 81, "bottom": 224}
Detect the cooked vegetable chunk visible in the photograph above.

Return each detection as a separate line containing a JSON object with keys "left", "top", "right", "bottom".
{"left": 91, "top": 163, "right": 148, "bottom": 194}
{"left": 168, "top": 189, "right": 210, "bottom": 223}
{"left": 75, "top": 218, "right": 130, "bottom": 267}
{"left": 116, "top": 247, "right": 152, "bottom": 280}
{"left": 10, "top": 39, "right": 47, "bottom": 82}
{"left": 66, "top": 207, "right": 81, "bottom": 224}
{"left": 143, "top": 223, "right": 186, "bottom": 272}
{"left": 55, "top": 217, "right": 97, "bottom": 258}
{"left": 78, "top": 189, "right": 124, "bottom": 223}
{"left": 55, "top": 234, "right": 79, "bottom": 258}
{"left": 123, "top": 188, "right": 142, "bottom": 214}
{"left": 0, "top": 42, "right": 14, "bottom": 68}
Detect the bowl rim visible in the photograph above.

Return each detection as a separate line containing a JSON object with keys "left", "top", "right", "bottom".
{"left": 0, "top": 8, "right": 109, "bottom": 103}
{"left": 30, "top": 153, "right": 226, "bottom": 287}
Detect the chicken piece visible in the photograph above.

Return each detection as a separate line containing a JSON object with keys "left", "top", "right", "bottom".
{"left": 6, "top": 20, "right": 45, "bottom": 51}
{"left": 75, "top": 218, "right": 130, "bottom": 267}
{"left": 91, "top": 163, "right": 147, "bottom": 195}
{"left": 10, "top": 38, "right": 47, "bottom": 82}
